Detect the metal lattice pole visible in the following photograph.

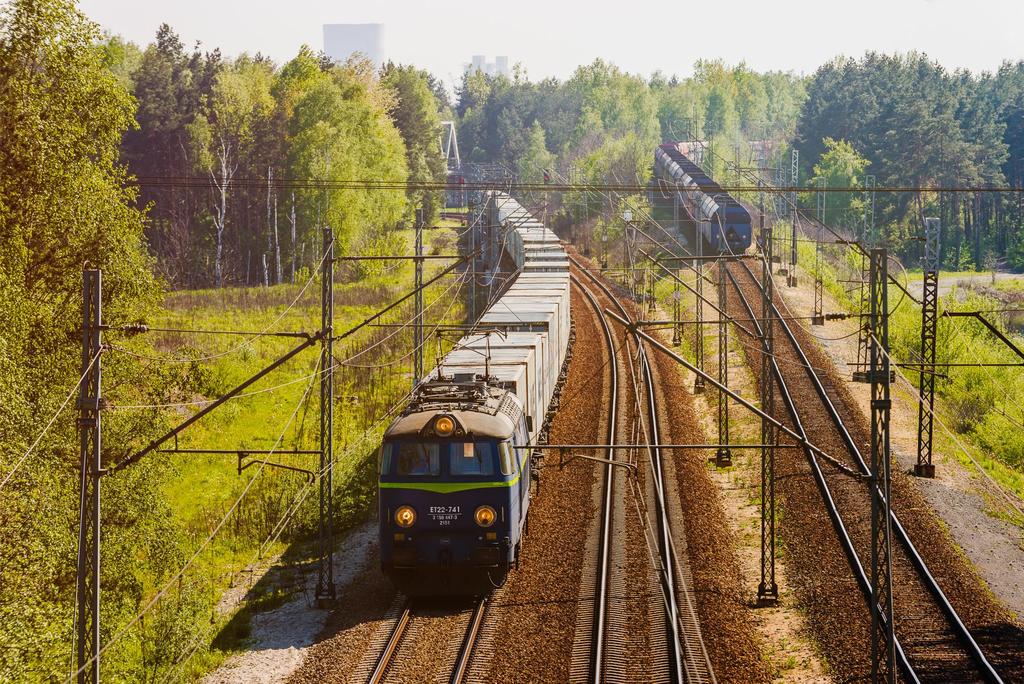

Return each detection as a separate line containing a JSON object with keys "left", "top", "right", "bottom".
{"left": 788, "top": 148, "right": 799, "bottom": 287}
{"left": 916, "top": 218, "right": 940, "bottom": 478}
{"left": 813, "top": 180, "right": 825, "bottom": 325}
{"left": 869, "top": 248, "right": 896, "bottom": 683}
{"left": 856, "top": 252, "right": 871, "bottom": 377}
{"left": 715, "top": 261, "right": 731, "bottom": 466}
{"left": 758, "top": 196, "right": 779, "bottom": 605}
{"left": 856, "top": 176, "right": 877, "bottom": 375}
{"left": 647, "top": 267, "right": 656, "bottom": 316}
{"left": 774, "top": 155, "right": 785, "bottom": 220}
{"left": 672, "top": 269, "right": 682, "bottom": 346}
{"left": 75, "top": 268, "right": 103, "bottom": 684}
{"left": 414, "top": 209, "right": 425, "bottom": 384}
{"left": 316, "top": 227, "right": 336, "bottom": 605}
{"left": 672, "top": 193, "right": 683, "bottom": 346}
{"left": 694, "top": 215, "right": 706, "bottom": 394}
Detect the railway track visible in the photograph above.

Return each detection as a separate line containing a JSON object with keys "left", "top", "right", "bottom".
{"left": 571, "top": 259, "right": 714, "bottom": 684}
{"left": 724, "top": 257, "right": 1003, "bottom": 683}
{"left": 364, "top": 598, "right": 486, "bottom": 684}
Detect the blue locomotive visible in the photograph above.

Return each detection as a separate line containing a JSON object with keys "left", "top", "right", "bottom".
{"left": 651, "top": 142, "right": 753, "bottom": 254}
{"left": 379, "top": 375, "right": 533, "bottom": 595}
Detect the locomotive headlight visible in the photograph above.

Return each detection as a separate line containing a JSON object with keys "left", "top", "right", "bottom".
{"left": 474, "top": 505, "right": 496, "bottom": 528}
{"left": 395, "top": 505, "right": 417, "bottom": 528}
{"left": 434, "top": 415, "right": 456, "bottom": 437}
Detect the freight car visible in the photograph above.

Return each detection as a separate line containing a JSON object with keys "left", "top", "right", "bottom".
{"left": 378, "top": 193, "right": 570, "bottom": 596}
{"left": 651, "top": 142, "right": 752, "bottom": 254}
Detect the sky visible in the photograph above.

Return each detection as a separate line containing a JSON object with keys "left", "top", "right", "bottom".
{"left": 78, "top": 0, "right": 1024, "bottom": 87}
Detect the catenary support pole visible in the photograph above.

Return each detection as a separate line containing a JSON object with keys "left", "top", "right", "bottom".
{"left": 916, "top": 218, "right": 940, "bottom": 478}
{"left": 414, "top": 208, "right": 425, "bottom": 385}
{"left": 715, "top": 260, "right": 731, "bottom": 466}
{"left": 788, "top": 148, "right": 799, "bottom": 287}
{"left": 316, "top": 227, "right": 336, "bottom": 606}
{"left": 757, "top": 191, "right": 779, "bottom": 605}
{"left": 869, "top": 248, "right": 896, "bottom": 683}
{"left": 672, "top": 194, "right": 682, "bottom": 345}
{"left": 672, "top": 268, "right": 682, "bottom": 346}
{"left": 812, "top": 179, "right": 825, "bottom": 325}
{"left": 694, "top": 213, "right": 706, "bottom": 393}
{"left": 856, "top": 176, "right": 877, "bottom": 375}
{"left": 75, "top": 268, "right": 103, "bottom": 684}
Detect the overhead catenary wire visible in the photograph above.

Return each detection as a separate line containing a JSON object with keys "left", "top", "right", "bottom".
{"left": 0, "top": 349, "right": 102, "bottom": 493}
{"left": 869, "top": 336, "right": 1024, "bottom": 520}
{"left": 337, "top": 269, "right": 470, "bottom": 369}
{"left": 109, "top": 246, "right": 333, "bottom": 364}
{"left": 65, "top": 366, "right": 319, "bottom": 684}
{"left": 154, "top": 378, "right": 419, "bottom": 681}
{"left": 335, "top": 268, "right": 469, "bottom": 366}
{"left": 127, "top": 174, "right": 1024, "bottom": 194}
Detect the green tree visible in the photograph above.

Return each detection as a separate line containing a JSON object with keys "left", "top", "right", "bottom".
{"left": 122, "top": 24, "right": 221, "bottom": 285}
{"left": 810, "top": 138, "right": 870, "bottom": 228}
{"left": 381, "top": 63, "right": 446, "bottom": 221}
{"left": 287, "top": 56, "right": 408, "bottom": 252}
{"left": 187, "top": 57, "right": 274, "bottom": 286}
{"left": 99, "top": 34, "right": 142, "bottom": 90}
{"left": 518, "top": 121, "right": 556, "bottom": 183}
{"left": 0, "top": 0, "right": 171, "bottom": 677}
{"left": 704, "top": 85, "right": 736, "bottom": 138}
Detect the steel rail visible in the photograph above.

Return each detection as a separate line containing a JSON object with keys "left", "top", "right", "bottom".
{"left": 449, "top": 599, "right": 487, "bottom": 684}
{"left": 367, "top": 601, "right": 413, "bottom": 684}
{"left": 571, "top": 275, "right": 617, "bottom": 684}
{"left": 574, "top": 257, "right": 693, "bottom": 683}
{"left": 732, "top": 257, "right": 1002, "bottom": 682}
{"left": 724, "top": 264, "right": 918, "bottom": 682}
{"left": 640, "top": 349, "right": 686, "bottom": 682}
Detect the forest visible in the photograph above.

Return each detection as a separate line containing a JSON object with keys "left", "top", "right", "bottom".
{"left": 104, "top": 25, "right": 447, "bottom": 288}
{"left": 108, "top": 39, "right": 1024, "bottom": 278}
{"left": 796, "top": 53, "right": 1024, "bottom": 269}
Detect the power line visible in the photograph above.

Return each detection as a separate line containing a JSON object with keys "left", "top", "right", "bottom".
{"left": 129, "top": 175, "right": 1024, "bottom": 194}
{"left": 0, "top": 350, "right": 102, "bottom": 493}
{"left": 110, "top": 247, "right": 332, "bottom": 364}
{"left": 66, "top": 367, "right": 319, "bottom": 684}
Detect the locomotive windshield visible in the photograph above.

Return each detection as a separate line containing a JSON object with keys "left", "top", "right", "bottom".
{"left": 391, "top": 443, "right": 440, "bottom": 476}
{"left": 450, "top": 441, "right": 495, "bottom": 476}
{"left": 380, "top": 439, "right": 512, "bottom": 479}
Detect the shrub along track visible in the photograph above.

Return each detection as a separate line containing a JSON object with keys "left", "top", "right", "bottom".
{"left": 724, "top": 258, "right": 1024, "bottom": 682}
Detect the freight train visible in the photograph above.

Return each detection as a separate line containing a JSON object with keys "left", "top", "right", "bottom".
{"left": 650, "top": 142, "right": 752, "bottom": 254}
{"left": 378, "top": 193, "right": 570, "bottom": 596}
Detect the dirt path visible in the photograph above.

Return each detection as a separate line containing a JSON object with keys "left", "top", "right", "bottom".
{"left": 204, "top": 523, "right": 377, "bottom": 684}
